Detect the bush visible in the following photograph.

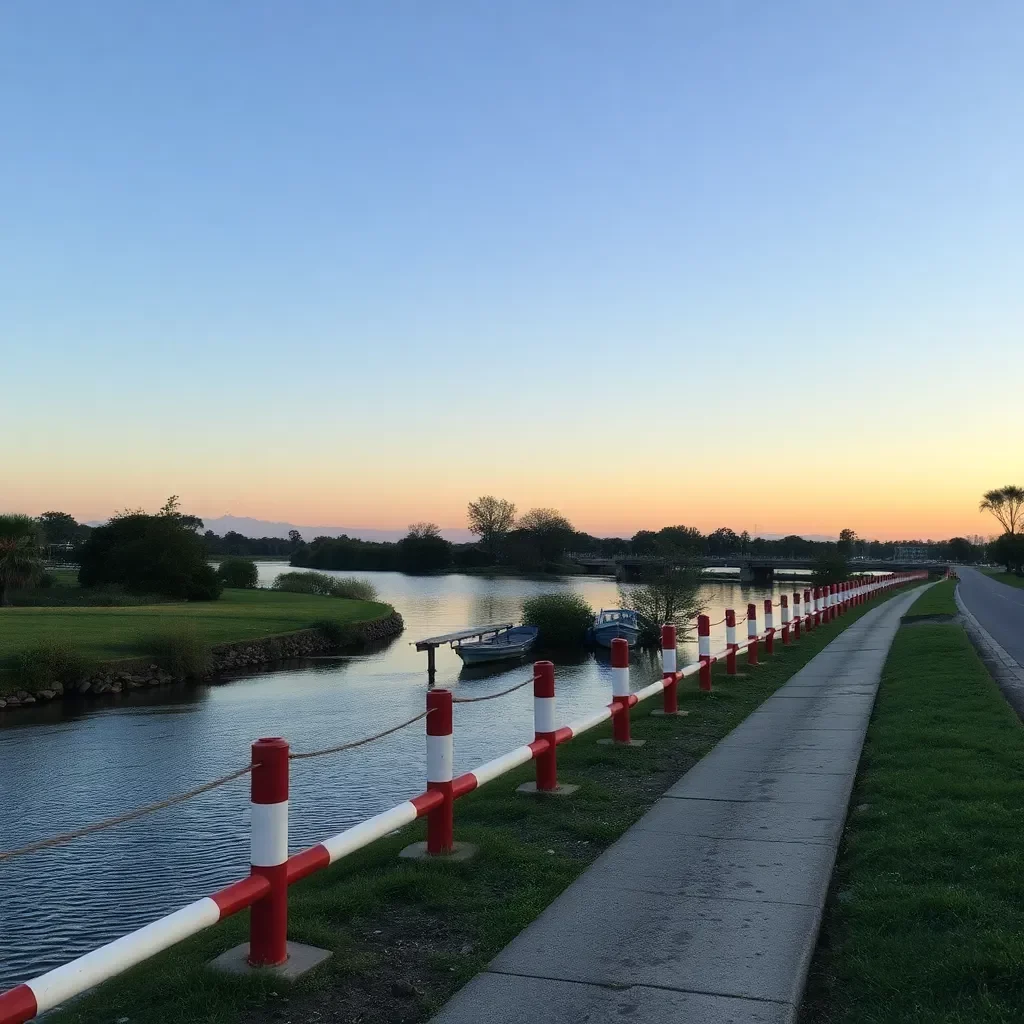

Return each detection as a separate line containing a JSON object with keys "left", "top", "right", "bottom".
{"left": 522, "top": 592, "right": 594, "bottom": 648}
{"left": 140, "top": 624, "right": 212, "bottom": 679}
{"left": 217, "top": 557, "right": 259, "bottom": 589}
{"left": 312, "top": 619, "right": 347, "bottom": 645}
{"left": 78, "top": 500, "right": 222, "bottom": 601}
{"left": 272, "top": 571, "right": 377, "bottom": 600}
{"left": 7, "top": 640, "right": 92, "bottom": 690}
{"left": 618, "top": 565, "right": 705, "bottom": 646}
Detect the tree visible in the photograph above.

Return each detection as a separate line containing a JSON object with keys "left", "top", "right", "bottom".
{"left": 38, "top": 511, "right": 78, "bottom": 546}
{"left": 837, "top": 528, "right": 858, "bottom": 557}
{"left": 618, "top": 564, "right": 706, "bottom": 646}
{"left": 78, "top": 498, "right": 221, "bottom": 600}
{"left": 945, "top": 537, "right": 977, "bottom": 564}
{"left": 980, "top": 486, "right": 1024, "bottom": 535}
{"left": 812, "top": 546, "right": 850, "bottom": 585}
{"left": 515, "top": 508, "right": 575, "bottom": 563}
{"left": 288, "top": 529, "right": 302, "bottom": 547}
{"left": 990, "top": 533, "right": 1024, "bottom": 575}
{"left": 396, "top": 525, "right": 452, "bottom": 573}
{"left": 467, "top": 496, "right": 517, "bottom": 562}
{"left": 707, "top": 527, "right": 741, "bottom": 556}
{"left": 0, "top": 515, "right": 43, "bottom": 606}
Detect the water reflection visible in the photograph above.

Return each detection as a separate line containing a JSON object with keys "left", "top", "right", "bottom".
{"left": 0, "top": 564, "right": 791, "bottom": 988}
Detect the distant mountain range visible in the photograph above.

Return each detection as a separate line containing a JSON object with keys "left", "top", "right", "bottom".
{"left": 196, "top": 515, "right": 474, "bottom": 544}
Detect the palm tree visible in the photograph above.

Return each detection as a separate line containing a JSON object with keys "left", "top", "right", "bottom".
{"left": 0, "top": 514, "right": 43, "bottom": 606}
{"left": 980, "top": 486, "right": 1024, "bottom": 536}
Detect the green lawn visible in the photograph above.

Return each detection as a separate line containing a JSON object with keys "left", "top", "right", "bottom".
{"left": 903, "top": 578, "right": 957, "bottom": 617}
{"left": 0, "top": 589, "right": 391, "bottom": 668}
{"left": 802, "top": 624, "right": 1024, "bottom": 1023}
{"left": 984, "top": 570, "right": 1024, "bottom": 591}
{"left": 43, "top": 588, "right": 915, "bottom": 1024}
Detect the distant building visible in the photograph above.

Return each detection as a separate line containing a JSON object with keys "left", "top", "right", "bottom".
{"left": 894, "top": 545, "right": 929, "bottom": 562}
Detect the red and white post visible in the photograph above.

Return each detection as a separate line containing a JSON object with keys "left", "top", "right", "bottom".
{"left": 747, "top": 602, "right": 759, "bottom": 667}
{"left": 532, "top": 661, "right": 558, "bottom": 791}
{"left": 698, "top": 614, "right": 712, "bottom": 691}
{"left": 793, "top": 591, "right": 802, "bottom": 639}
{"left": 813, "top": 587, "right": 822, "bottom": 627}
{"left": 725, "top": 609, "right": 738, "bottom": 675}
{"left": 804, "top": 588, "right": 814, "bottom": 631}
{"left": 780, "top": 594, "right": 791, "bottom": 644}
{"left": 249, "top": 737, "right": 290, "bottom": 967}
{"left": 764, "top": 599, "right": 775, "bottom": 655}
{"left": 426, "top": 689, "right": 454, "bottom": 855}
{"left": 610, "top": 637, "right": 633, "bottom": 742}
{"left": 659, "top": 625, "right": 680, "bottom": 715}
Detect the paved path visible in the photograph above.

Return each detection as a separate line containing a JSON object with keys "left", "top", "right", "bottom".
{"left": 956, "top": 566, "right": 1024, "bottom": 670}
{"left": 431, "top": 585, "right": 927, "bottom": 1024}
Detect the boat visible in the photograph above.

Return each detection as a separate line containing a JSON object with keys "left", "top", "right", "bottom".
{"left": 590, "top": 609, "right": 641, "bottom": 648}
{"left": 453, "top": 625, "right": 540, "bottom": 665}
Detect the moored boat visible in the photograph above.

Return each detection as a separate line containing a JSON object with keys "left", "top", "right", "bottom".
{"left": 590, "top": 609, "right": 641, "bottom": 648}
{"left": 453, "top": 625, "right": 539, "bottom": 665}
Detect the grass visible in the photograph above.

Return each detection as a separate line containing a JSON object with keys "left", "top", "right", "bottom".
{"left": 42, "top": 589, "right": 911, "bottom": 1024}
{"left": 802, "top": 623, "right": 1024, "bottom": 1023}
{"left": 0, "top": 590, "right": 391, "bottom": 694}
{"left": 903, "top": 577, "right": 958, "bottom": 618}
{"left": 984, "top": 570, "right": 1024, "bottom": 591}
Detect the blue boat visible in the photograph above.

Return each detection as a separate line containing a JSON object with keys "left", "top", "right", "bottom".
{"left": 454, "top": 625, "right": 539, "bottom": 665}
{"left": 590, "top": 609, "right": 641, "bottom": 648}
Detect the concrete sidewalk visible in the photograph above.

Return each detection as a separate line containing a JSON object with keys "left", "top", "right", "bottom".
{"left": 431, "top": 585, "right": 927, "bottom": 1024}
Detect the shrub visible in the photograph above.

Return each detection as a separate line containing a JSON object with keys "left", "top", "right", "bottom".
{"left": 7, "top": 640, "right": 92, "bottom": 690}
{"left": 77, "top": 498, "right": 222, "bottom": 601}
{"left": 522, "top": 592, "right": 594, "bottom": 648}
{"left": 141, "top": 624, "right": 212, "bottom": 678}
{"left": 217, "top": 557, "right": 259, "bottom": 589}
{"left": 272, "top": 571, "right": 377, "bottom": 600}
{"left": 618, "top": 564, "right": 705, "bottom": 646}
{"left": 313, "top": 619, "right": 347, "bottom": 645}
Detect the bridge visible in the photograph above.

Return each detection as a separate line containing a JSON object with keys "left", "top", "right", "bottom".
{"left": 568, "top": 553, "right": 944, "bottom": 583}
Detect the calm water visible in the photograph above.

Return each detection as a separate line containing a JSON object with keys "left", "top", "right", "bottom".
{"left": 0, "top": 566, "right": 797, "bottom": 989}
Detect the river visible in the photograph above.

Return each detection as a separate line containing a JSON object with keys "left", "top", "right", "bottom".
{"left": 0, "top": 565, "right": 800, "bottom": 989}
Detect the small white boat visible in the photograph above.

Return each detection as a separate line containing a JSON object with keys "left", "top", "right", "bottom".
{"left": 454, "top": 625, "right": 539, "bottom": 665}
{"left": 591, "top": 609, "right": 641, "bottom": 648}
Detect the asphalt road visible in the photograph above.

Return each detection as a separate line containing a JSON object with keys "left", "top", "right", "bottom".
{"left": 957, "top": 567, "right": 1024, "bottom": 669}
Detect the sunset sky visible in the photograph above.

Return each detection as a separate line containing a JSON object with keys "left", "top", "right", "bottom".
{"left": 3, "top": 2, "right": 1022, "bottom": 541}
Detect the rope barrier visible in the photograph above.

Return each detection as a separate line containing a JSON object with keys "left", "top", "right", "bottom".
{"left": 289, "top": 710, "right": 430, "bottom": 761}
{"left": 451, "top": 675, "right": 535, "bottom": 704}
{"left": 0, "top": 764, "right": 253, "bottom": 863}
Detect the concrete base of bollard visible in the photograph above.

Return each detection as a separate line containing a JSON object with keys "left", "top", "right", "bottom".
{"left": 649, "top": 709, "right": 689, "bottom": 717}
{"left": 596, "top": 738, "right": 646, "bottom": 747}
{"left": 516, "top": 781, "right": 580, "bottom": 797}
{"left": 398, "top": 841, "right": 479, "bottom": 862}
{"left": 209, "top": 941, "right": 331, "bottom": 979}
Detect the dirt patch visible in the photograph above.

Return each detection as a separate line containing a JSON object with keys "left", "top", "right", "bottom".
{"left": 901, "top": 613, "right": 959, "bottom": 625}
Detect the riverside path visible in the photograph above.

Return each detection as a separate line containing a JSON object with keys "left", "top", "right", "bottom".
{"left": 430, "top": 583, "right": 929, "bottom": 1024}
{"left": 956, "top": 566, "right": 1024, "bottom": 670}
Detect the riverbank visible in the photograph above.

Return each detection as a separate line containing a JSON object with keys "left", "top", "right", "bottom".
{"left": 41, "top": 587, "right": 912, "bottom": 1024}
{"left": 802, "top": 615, "right": 1024, "bottom": 1022}
{"left": 0, "top": 590, "right": 402, "bottom": 706}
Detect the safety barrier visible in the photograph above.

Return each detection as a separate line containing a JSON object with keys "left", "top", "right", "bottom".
{"left": 0, "top": 571, "right": 927, "bottom": 1023}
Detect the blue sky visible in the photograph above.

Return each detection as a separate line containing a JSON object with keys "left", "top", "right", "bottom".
{"left": 3, "top": 2, "right": 1022, "bottom": 538}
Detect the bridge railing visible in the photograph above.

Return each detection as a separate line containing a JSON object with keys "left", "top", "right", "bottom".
{"left": 0, "top": 572, "right": 926, "bottom": 1024}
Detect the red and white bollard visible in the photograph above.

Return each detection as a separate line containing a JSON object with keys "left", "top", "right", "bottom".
{"left": 804, "top": 588, "right": 814, "bottom": 631}
{"left": 426, "top": 689, "right": 454, "bottom": 855}
{"left": 747, "top": 602, "right": 759, "bottom": 666}
{"left": 610, "top": 637, "right": 633, "bottom": 742}
{"left": 532, "top": 661, "right": 559, "bottom": 790}
{"left": 249, "top": 737, "right": 290, "bottom": 967}
{"left": 725, "top": 609, "right": 738, "bottom": 675}
{"left": 698, "top": 614, "right": 712, "bottom": 691}
{"left": 813, "top": 587, "right": 822, "bottom": 626}
{"left": 793, "top": 591, "right": 802, "bottom": 638}
{"left": 659, "top": 625, "right": 680, "bottom": 715}
{"left": 830, "top": 584, "right": 838, "bottom": 621}
{"left": 780, "top": 594, "right": 791, "bottom": 644}
{"left": 764, "top": 599, "right": 775, "bottom": 655}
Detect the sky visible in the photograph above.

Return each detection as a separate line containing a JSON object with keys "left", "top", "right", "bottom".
{"left": 2, "top": 1, "right": 1022, "bottom": 541}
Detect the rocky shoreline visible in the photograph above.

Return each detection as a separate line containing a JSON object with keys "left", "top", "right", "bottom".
{"left": 0, "top": 610, "right": 404, "bottom": 711}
